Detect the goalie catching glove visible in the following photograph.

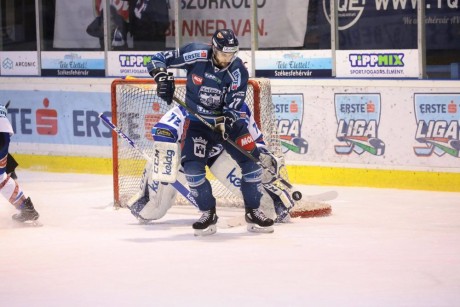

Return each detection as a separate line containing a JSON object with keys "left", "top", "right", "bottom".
{"left": 259, "top": 147, "right": 284, "bottom": 184}
{"left": 148, "top": 65, "right": 175, "bottom": 105}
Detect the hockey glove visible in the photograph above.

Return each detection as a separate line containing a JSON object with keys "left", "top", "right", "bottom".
{"left": 224, "top": 108, "right": 246, "bottom": 129}
{"left": 215, "top": 109, "right": 243, "bottom": 140}
{"left": 259, "top": 147, "right": 284, "bottom": 184}
{"left": 223, "top": 109, "right": 238, "bottom": 128}
{"left": 150, "top": 67, "right": 175, "bottom": 105}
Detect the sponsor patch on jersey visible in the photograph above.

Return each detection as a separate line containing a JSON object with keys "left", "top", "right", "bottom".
{"left": 192, "top": 74, "right": 203, "bottom": 85}
{"left": 183, "top": 50, "right": 208, "bottom": 62}
{"left": 236, "top": 133, "right": 256, "bottom": 151}
{"left": 153, "top": 127, "right": 174, "bottom": 139}
{"left": 231, "top": 69, "right": 241, "bottom": 90}
{"left": 197, "top": 105, "right": 219, "bottom": 115}
{"left": 204, "top": 72, "right": 221, "bottom": 84}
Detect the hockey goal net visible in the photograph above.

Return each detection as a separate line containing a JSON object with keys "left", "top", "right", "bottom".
{"left": 110, "top": 78, "right": 331, "bottom": 217}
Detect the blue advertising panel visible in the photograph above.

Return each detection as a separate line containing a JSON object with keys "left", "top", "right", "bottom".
{"left": 3, "top": 90, "right": 111, "bottom": 146}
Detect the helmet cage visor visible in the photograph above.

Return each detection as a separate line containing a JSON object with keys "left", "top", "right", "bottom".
{"left": 212, "top": 46, "right": 237, "bottom": 67}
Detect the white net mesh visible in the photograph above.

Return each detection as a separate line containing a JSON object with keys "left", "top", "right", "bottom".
{"left": 111, "top": 78, "right": 330, "bottom": 216}
{"left": 111, "top": 78, "right": 285, "bottom": 208}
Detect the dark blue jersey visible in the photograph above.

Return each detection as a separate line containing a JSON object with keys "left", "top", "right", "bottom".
{"left": 151, "top": 42, "right": 249, "bottom": 120}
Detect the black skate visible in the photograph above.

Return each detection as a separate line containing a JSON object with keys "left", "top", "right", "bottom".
{"left": 245, "top": 208, "right": 274, "bottom": 233}
{"left": 12, "top": 197, "right": 40, "bottom": 225}
{"left": 193, "top": 207, "right": 218, "bottom": 236}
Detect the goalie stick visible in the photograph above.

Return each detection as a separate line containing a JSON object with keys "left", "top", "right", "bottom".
{"left": 302, "top": 190, "right": 338, "bottom": 203}
{"left": 98, "top": 113, "right": 199, "bottom": 209}
{"left": 172, "top": 96, "right": 303, "bottom": 201}
{"left": 225, "top": 190, "right": 337, "bottom": 227}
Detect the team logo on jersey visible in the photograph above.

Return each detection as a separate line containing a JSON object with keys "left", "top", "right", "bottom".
{"left": 274, "top": 94, "right": 308, "bottom": 154}
{"left": 335, "top": 93, "right": 385, "bottom": 156}
{"left": 199, "top": 86, "right": 222, "bottom": 109}
{"left": 183, "top": 50, "right": 208, "bottom": 62}
{"left": 192, "top": 74, "right": 203, "bottom": 85}
{"left": 413, "top": 94, "right": 460, "bottom": 157}
{"left": 192, "top": 136, "right": 208, "bottom": 158}
{"left": 236, "top": 133, "right": 255, "bottom": 151}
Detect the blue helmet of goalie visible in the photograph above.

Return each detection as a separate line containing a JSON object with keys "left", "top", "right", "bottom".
{"left": 211, "top": 29, "right": 239, "bottom": 69}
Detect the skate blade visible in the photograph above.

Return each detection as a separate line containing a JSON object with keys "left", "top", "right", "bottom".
{"left": 137, "top": 217, "right": 153, "bottom": 225}
{"left": 194, "top": 224, "right": 217, "bottom": 236}
{"left": 14, "top": 220, "right": 43, "bottom": 227}
{"left": 247, "top": 223, "right": 274, "bottom": 233}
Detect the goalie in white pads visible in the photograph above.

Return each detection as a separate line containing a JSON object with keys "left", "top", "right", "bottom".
{"left": 128, "top": 102, "right": 295, "bottom": 226}
{"left": 0, "top": 104, "right": 40, "bottom": 224}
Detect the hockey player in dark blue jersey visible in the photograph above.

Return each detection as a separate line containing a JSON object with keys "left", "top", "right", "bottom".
{"left": 147, "top": 29, "right": 274, "bottom": 236}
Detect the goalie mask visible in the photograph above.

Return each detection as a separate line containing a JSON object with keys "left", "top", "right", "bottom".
{"left": 211, "top": 29, "right": 239, "bottom": 69}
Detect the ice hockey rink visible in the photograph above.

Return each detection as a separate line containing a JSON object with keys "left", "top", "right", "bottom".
{"left": 1, "top": 170, "right": 459, "bottom": 307}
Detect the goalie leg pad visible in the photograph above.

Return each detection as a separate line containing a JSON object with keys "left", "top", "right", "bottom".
{"left": 127, "top": 160, "right": 178, "bottom": 221}
{"left": 208, "top": 151, "right": 243, "bottom": 198}
{"left": 138, "top": 181, "right": 177, "bottom": 221}
{"left": 258, "top": 192, "right": 277, "bottom": 221}
{"left": 263, "top": 183, "right": 295, "bottom": 223}
{"left": 127, "top": 160, "right": 151, "bottom": 212}
{"left": 151, "top": 141, "right": 180, "bottom": 183}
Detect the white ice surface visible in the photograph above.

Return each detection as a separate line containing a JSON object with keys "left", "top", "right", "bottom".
{"left": 1, "top": 171, "right": 460, "bottom": 307}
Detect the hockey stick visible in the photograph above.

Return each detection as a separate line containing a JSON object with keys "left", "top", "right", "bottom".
{"left": 98, "top": 113, "right": 199, "bottom": 209}
{"left": 172, "top": 96, "right": 303, "bottom": 201}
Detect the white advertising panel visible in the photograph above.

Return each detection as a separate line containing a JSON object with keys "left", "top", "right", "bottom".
{"left": 107, "top": 50, "right": 253, "bottom": 78}
{"left": 41, "top": 51, "right": 105, "bottom": 77}
{"left": 107, "top": 51, "right": 151, "bottom": 77}
{"left": 336, "top": 49, "right": 419, "bottom": 78}
{"left": 0, "top": 52, "right": 39, "bottom": 76}
{"left": 270, "top": 80, "right": 460, "bottom": 170}
{"left": 255, "top": 50, "right": 332, "bottom": 78}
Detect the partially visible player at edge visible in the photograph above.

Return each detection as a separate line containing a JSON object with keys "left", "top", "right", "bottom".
{"left": 0, "top": 104, "right": 40, "bottom": 224}
{"left": 147, "top": 29, "right": 274, "bottom": 235}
